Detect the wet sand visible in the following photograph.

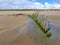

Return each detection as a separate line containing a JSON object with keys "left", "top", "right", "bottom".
{"left": 0, "top": 13, "right": 60, "bottom": 45}
{"left": 0, "top": 15, "right": 28, "bottom": 45}
{"left": 0, "top": 15, "right": 27, "bottom": 31}
{"left": 47, "top": 15, "right": 60, "bottom": 25}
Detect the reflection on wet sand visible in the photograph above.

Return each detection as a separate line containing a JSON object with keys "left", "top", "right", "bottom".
{"left": 0, "top": 14, "right": 60, "bottom": 45}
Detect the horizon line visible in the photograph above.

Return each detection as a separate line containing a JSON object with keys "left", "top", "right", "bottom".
{"left": 0, "top": 9, "right": 60, "bottom": 11}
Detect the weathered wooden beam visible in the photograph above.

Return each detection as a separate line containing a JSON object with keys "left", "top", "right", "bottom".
{"left": 28, "top": 15, "right": 51, "bottom": 37}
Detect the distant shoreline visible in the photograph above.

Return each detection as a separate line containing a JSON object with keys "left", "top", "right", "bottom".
{"left": 0, "top": 9, "right": 60, "bottom": 11}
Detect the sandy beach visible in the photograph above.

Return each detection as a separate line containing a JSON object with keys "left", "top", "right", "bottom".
{"left": 48, "top": 15, "right": 60, "bottom": 25}
{"left": 0, "top": 10, "right": 60, "bottom": 45}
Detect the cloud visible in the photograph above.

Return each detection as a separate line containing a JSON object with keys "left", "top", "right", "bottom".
{"left": 0, "top": 0, "right": 60, "bottom": 9}
{"left": 44, "top": 2, "right": 60, "bottom": 9}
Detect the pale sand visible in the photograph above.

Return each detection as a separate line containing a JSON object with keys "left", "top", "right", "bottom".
{"left": 0, "top": 15, "right": 27, "bottom": 30}
{"left": 0, "top": 15, "right": 28, "bottom": 45}
{"left": 47, "top": 15, "right": 60, "bottom": 25}
{"left": 0, "top": 14, "right": 60, "bottom": 45}
{"left": 0, "top": 15, "right": 39, "bottom": 45}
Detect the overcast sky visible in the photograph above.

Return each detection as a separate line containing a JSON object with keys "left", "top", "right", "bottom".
{"left": 0, "top": 0, "right": 60, "bottom": 9}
